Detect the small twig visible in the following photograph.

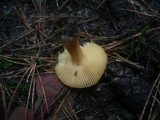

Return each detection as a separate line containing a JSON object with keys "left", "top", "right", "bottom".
{"left": 57, "top": 0, "right": 69, "bottom": 11}
{"left": 25, "top": 63, "right": 36, "bottom": 120}
{"left": 55, "top": 0, "right": 59, "bottom": 9}
{"left": 14, "top": 6, "right": 32, "bottom": 31}
{"left": 2, "top": 68, "right": 28, "bottom": 83}
{"left": 140, "top": 73, "right": 160, "bottom": 120}
{"left": 78, "top": 18, "right": 98, "bottom": 24}
{"left": 83, "top": 27, "right": 93, "bottom": 42}
{"left": 0, "top": 55, "right": 29, "bottom": 66}
{"left": 76, "top": 0, "right": 97, "bottom": 11}
{"left": 67, "top": 96, "right": 78, "bottom": 120}
{"left": 6, "top": 66, "right": 31, "bottom": 118}
{"left": 110, "top": 52, "right": 144, "bottom": 69}
{"left": 103, "top": 26, "right": 160, "bottom": 52}
{"left": 97, "top": 0, "right": 106, "bottom": 9}
{"left": 5, "top": 88, "right": 24, "bottom": 105}
{"left": 0, "top": 83, "right": 7, "bottom": 119}
{"left": 61, "top": 103, "right": 72, "bottom": 120}
{"left": 152, "top": 96, "right": 160, "bottom": 105}
{"left": 75, "top": 108, "right": 87, "bottom": 114}
{"left": 53, "top": 89, "right": 71, "bottom": 120}
{"left": 0, "top": 27, "right": 43, "bottom": 48}
{"left": 123, "top": 9, "right": 160, "bottom": 18}
{"left": 36, "top": 70, "right": 49, "bottom": 113}
{"left": 148, "top": 73, "right": 160, "bottom": 120}
{"left": 50, "top": 87, "right": 68, "bottom": 108}
{"left": 11, "top": 43, "right": 51, "bottom": 51}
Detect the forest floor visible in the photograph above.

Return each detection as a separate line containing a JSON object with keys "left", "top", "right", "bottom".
{"left": 0, "top": 0, "right": 160, "bottom": 120}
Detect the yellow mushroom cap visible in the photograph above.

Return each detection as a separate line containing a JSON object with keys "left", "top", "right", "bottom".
{"left": 55, "top": 37, "right": 107, "bottom": 88}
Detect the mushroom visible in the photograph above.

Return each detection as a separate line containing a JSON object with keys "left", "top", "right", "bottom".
{"left": 55, "top": 36, "right": 107, "bottom": 88}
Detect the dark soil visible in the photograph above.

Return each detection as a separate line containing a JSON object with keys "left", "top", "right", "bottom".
{"left": 0, "top": 0, "right": 160, "bottom": 120}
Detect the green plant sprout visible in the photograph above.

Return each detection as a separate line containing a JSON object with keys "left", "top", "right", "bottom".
{"left": 0, "top": 49, "right": 13, "bottom": 69}
{"left": 127, "top": 25, "right": 149, "bottom": 59}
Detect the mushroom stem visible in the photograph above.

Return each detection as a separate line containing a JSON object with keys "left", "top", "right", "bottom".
{"left": 64, "top": 36, "right": 84, "bottom": 65}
